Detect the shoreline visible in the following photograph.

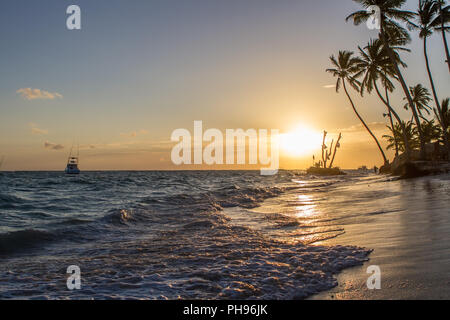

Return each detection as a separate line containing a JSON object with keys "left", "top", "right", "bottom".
{"left": 309, "top": 174, "right": 450, "bottom": 300}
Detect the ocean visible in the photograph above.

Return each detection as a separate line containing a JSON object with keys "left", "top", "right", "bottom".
{"left": 0, "top": 170, "right": 448, "bottom": 299}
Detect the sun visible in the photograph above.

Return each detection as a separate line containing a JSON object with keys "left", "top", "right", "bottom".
{"left": 280, "top": 125, "right": 323, "bottom": 157}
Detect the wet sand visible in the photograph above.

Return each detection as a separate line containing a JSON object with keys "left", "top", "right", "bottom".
{"left": 310, "top": 175, "right": 450, "bottom": 300}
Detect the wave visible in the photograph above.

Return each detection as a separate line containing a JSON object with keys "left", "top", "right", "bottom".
{"left": 101, "top": 209, "right": 142, "bottom": 226}
{"left": 0, "top": 171, "right": 380, "bottom": 299}
{"left": 0, "top": 229, "right": 56, "bottom": 255}
{"left": 0, "top": 193, "right": 29, "bottom": 209}
{"left": 0, "top": 173, "right": 293, "bottom": 256}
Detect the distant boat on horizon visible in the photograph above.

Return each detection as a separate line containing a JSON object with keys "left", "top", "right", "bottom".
{"left": 65, "top": 146, "right": 80, "bottom": 175}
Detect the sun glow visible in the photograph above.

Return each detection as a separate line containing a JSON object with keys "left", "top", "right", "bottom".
{"left": 281, "top": 126, "right": 322, "bottom": 157}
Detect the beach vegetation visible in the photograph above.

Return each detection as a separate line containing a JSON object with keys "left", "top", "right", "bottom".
{"left": 326, "top": 0, "right": 449, "bottom": 174}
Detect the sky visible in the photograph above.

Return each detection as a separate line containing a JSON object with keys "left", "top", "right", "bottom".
{"left": 0, "top": 0, "right": 449, "bottom": 170}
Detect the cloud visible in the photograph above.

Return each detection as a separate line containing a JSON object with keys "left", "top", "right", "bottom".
{"left": 44, "top": 141, "right": 64, "bottom": 151}
{"left": 120, "top": 129, "right": 149, "bottom": 138}
{"left": 29, "top": 123, "right": 48, "bottom": 135}
{"left": 17, "top": 88, "right": 63, "bottom": 100}
{"left": 78, "top": 144, "right": 97, "bottom": 150}
{"left": 323, "top": 84, "right": 336, "bottom": 89}
{"left": 84, "top": 139, "right": 173, "bottom": 157}
{"left": 340, "top": 122, "right": 388, "bottom": 133}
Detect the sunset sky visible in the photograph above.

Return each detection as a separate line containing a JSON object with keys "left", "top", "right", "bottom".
{"left": 0, "top": 0, "right": 449, "bottom": 170}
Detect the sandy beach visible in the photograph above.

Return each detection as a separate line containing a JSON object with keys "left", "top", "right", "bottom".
{"left": 310, "top": 174, "right": 450, "bottom": 300}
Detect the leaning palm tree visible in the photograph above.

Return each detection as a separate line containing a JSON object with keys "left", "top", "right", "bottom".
{"left": 326, "top": 50, "right": 388, "bottom": 165}
{"left": 380, "top": 36, "right": 411, "bottom": 157}
{"left": 382, "top": 76, "right": 399, "bottom": 157}
{"left": 383, "top": 82, "right": 399, "bottom": 156}
{"left": 432, "top": 0, "right": 450, "bottom": 72}
{"left": 347, "top": 0, "right": 427, "bottom": 158}
{"left": 356, "top": 39, "right": 412, "bottom": 158}
{"left": 404, "top": 84, "right": 433, "bottom": 118}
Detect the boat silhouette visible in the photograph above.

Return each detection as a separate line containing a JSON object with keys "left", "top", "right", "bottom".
{"left": 65, "top": 145, "right": 80, "bottom": 174}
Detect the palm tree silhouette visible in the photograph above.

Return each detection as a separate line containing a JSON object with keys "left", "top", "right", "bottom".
{"left": 327, "top": 50, "right": 388, "bottom": 165}
{"left": 432, "top": 0, "right": 450, "bottom": 72}
{"left": 346, "top": 0, "right": 427, "bottom": 158}
{"left": 410, "top": 0, "right": 450, "bottom": 157}
{"left": 420, "top": 118, "right": 441, "bottom": 143}
{"left": 440, "top": 98, "right": 450, "bottom": 137}
{"left": 356, "top": 39, "right": 411, "bottom": 157}
{"left": 403, "top": 84, "right": 433, "bottom": 118}
{"left": 383, "top": 120, "right": 420, "bottom": 153}
{"left": 409, "top": 0, "right": 442, "bottom": 108}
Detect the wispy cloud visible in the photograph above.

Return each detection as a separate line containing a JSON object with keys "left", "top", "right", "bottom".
{"left": 17, "top": 88, "right": 63, "bottom": 100}
{"left": 120, "top": 129, "right": 149, "bottom": 138}
{"left": 85, "top": 139, "right": 173, "bottom": 157}
{"left": 77, "top": 144, "right": 97, "bottom": 150}
{"left": 29, "top": 123, "right": 48, "bottom": 135}
{"left": 340, "top": 122, "right": 388, "bottom": 133}
{"left": 44, "top": 141, "right": 64, "bottom": 151}
{"left": 323, "top": 84, "right": 336, "bottom": 89}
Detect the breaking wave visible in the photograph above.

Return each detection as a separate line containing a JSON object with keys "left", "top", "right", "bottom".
{"left": 0, "top": 170, "right": 375, "bottom": 299}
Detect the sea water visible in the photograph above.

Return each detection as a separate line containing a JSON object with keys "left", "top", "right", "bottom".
{"left": 0, "top": 170, "right": 446, "bottom": 299}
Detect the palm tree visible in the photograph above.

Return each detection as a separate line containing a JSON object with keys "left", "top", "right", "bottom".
{"left": 440, "top": 98, "right": 450, "bottom": 135}
{"left": 356, "top": 39, "right": 412, "bottom": 158}
{"left": 380, "top": 36, "right": 411, "bottom": 157}
{"left": 384, "top": 79, "right": 399, "bottom": 157}
{"left": 409, "top": 1, "right": 450, "bottom": 157}
{"left": 347, "top": 0, "right": 427, "bottom": 158}
{"left": 410, "top": 0, "right": 442, "bottom": 111}
{"left": 384, "top": 92, "right": 399, "bottom": 156}
{"left": 403, "top": 84, "right": 433, "bottom": 118}
{"left": 432, "top": 1, "right": 450, "bottom": 72}
{"left": 326, "top": 50, "right": 388, "bottom": 165}
{"left": 383, "top": 120, "right": 420, "bottom": 153}
{"left": 420, "top": 118, "right": 441, "bottom": 143}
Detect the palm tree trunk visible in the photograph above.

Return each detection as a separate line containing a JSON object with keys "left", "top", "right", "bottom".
{"left": 387, "top": 108, "right": 398, "bottom": 157}
{"left": 384, "top": 76, "right": 399, "bottom": 157}
{"left": 424, "top": 37, "right": 442, "bottom": 112}
{"left": 442, "top": 27, "right": 450, "bottom": 72}
{"left": 424, "top": 36, "right": 450, "bottom": 158}
{"left": 380, "top": 22, "right": 426, "bottom": 159}
{"left": 439, "top": 2, "right": 450, "bottom": 73}
{"left": 374, "top": 82, "right": 412, "bottom": 159}
{"left": 343, "top": 79, "right": 388, "bottom": 165}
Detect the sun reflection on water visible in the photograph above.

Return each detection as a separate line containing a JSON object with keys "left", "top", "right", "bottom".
{"left": 294, "top": 194, "right": 317, "bottom": 219}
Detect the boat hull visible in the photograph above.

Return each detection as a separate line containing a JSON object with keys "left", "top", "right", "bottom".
{"left": 65, "top": 168, "right": 80, "bottom": 175}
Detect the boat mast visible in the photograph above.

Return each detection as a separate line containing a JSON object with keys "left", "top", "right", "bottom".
{"left": 76, "top": 143, "right": 80, "bottom": 164}
{"left": 68, "top": 144, "right": 74, "bottom": 163}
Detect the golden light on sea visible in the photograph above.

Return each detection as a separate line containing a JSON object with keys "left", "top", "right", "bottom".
{"left": 294, "top": 194, "right": 317, "bottom": 219}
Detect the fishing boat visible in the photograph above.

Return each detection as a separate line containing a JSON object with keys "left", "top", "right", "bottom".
{"left": 65, "top": 146, "right": 80, "bottom": 174}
